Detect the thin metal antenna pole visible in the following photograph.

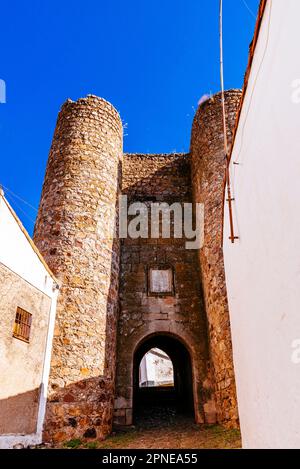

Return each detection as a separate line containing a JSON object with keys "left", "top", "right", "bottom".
{"left": 219, "top": 0, "right": 238, "bottom": 243}
{"left": 220, "top": 0, "right": 228, "bottom": 155}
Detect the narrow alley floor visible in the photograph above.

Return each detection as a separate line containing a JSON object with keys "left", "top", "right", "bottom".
{"left": 61, "top": 407, "right": 241, "bottom": 449}
{"left": 97, "top": 419, "right": 241, "bottom": 450}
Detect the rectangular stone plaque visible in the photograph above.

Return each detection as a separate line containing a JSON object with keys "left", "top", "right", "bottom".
{"left": 149, "top": 268, "right": 173, "bottom": 293}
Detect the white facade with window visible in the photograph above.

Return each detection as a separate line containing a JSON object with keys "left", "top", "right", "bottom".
{"left": 0, "top": 189, "right": 58, "bottom": 448}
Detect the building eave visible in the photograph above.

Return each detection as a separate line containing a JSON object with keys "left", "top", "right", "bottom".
{"left": 0, "top": 191, "right": 58, "bottom": 284}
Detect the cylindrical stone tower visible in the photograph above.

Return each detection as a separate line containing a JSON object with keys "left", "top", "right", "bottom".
{"left": 190, "top": 89, "right": 242, "bottom": 428}
{"left": 34, "top": 95, "right": 123, "bottom": 442}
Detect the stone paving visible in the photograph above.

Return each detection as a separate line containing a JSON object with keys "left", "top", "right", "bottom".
{"left": 58, "top": 410, "right": 241, "bottom": 450}
{"left": 96, "top": 417, "right": 241, "bottom": 450}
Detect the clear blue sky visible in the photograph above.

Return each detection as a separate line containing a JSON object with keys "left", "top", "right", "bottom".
{"left": 0, "top": 0, "right": 259, "bottom": 234}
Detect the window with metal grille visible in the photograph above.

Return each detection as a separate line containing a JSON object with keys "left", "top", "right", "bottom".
{"left": 13, "top": 307, "right": 32, "bottom": 343}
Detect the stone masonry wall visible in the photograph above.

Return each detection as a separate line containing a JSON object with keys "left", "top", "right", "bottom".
{"left": 33, "top": 95, "right": 123, "bottom": 443}
{"left": 190, "top": 90, "right": 242, "bottom": 427}
{"left": 32, "top": 90, "right": 242, "bottom": 442}
{"left": 114, "top": 153, "right": 216, "bottom": 426}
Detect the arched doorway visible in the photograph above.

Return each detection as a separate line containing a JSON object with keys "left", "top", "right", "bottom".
{"left": 133, "top": 334, "right": 195, "bottom": 424}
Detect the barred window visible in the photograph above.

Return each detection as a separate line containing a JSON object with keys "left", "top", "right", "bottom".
{"left": 13, "top": 307, "right": 32, "bottom": 343}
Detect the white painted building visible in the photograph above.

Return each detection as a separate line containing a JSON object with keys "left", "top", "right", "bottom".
{"left": 139, "top": 348, "right": 174, "bottom": 387}
{"left": 223, "top": 0, "right": 300, "bottom": 449}
{"left": 0, "top": 188, "right": 58, "bottom": 448}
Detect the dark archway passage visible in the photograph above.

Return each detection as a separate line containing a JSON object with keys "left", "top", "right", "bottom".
{"left": 133, "top": 335, "right": 195, "bottom": 425}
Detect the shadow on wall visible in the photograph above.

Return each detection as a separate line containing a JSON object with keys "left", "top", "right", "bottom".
{"left": 43, "top": 245, "right": 120, "bottom": 442}
{"left": 0, "top": 387, "right": 41, "bottom": 435}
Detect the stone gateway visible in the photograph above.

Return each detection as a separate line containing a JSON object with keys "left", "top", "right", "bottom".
{"left": 33, "top": 91, "right": 242, "bottom": 442}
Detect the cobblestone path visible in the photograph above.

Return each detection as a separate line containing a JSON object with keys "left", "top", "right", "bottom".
{"left": 96, "top": 415, "right": 241, "bottom": 450}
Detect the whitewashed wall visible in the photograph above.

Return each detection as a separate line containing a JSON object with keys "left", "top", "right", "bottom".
{"left": 139, "top": 348, "right": 174, "bottom": 387}
{"left": 223, "top": 0, "right": 300, "bottom": 449}
{"left": 0, "top": 193, "right": 58, "bottom": 448}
